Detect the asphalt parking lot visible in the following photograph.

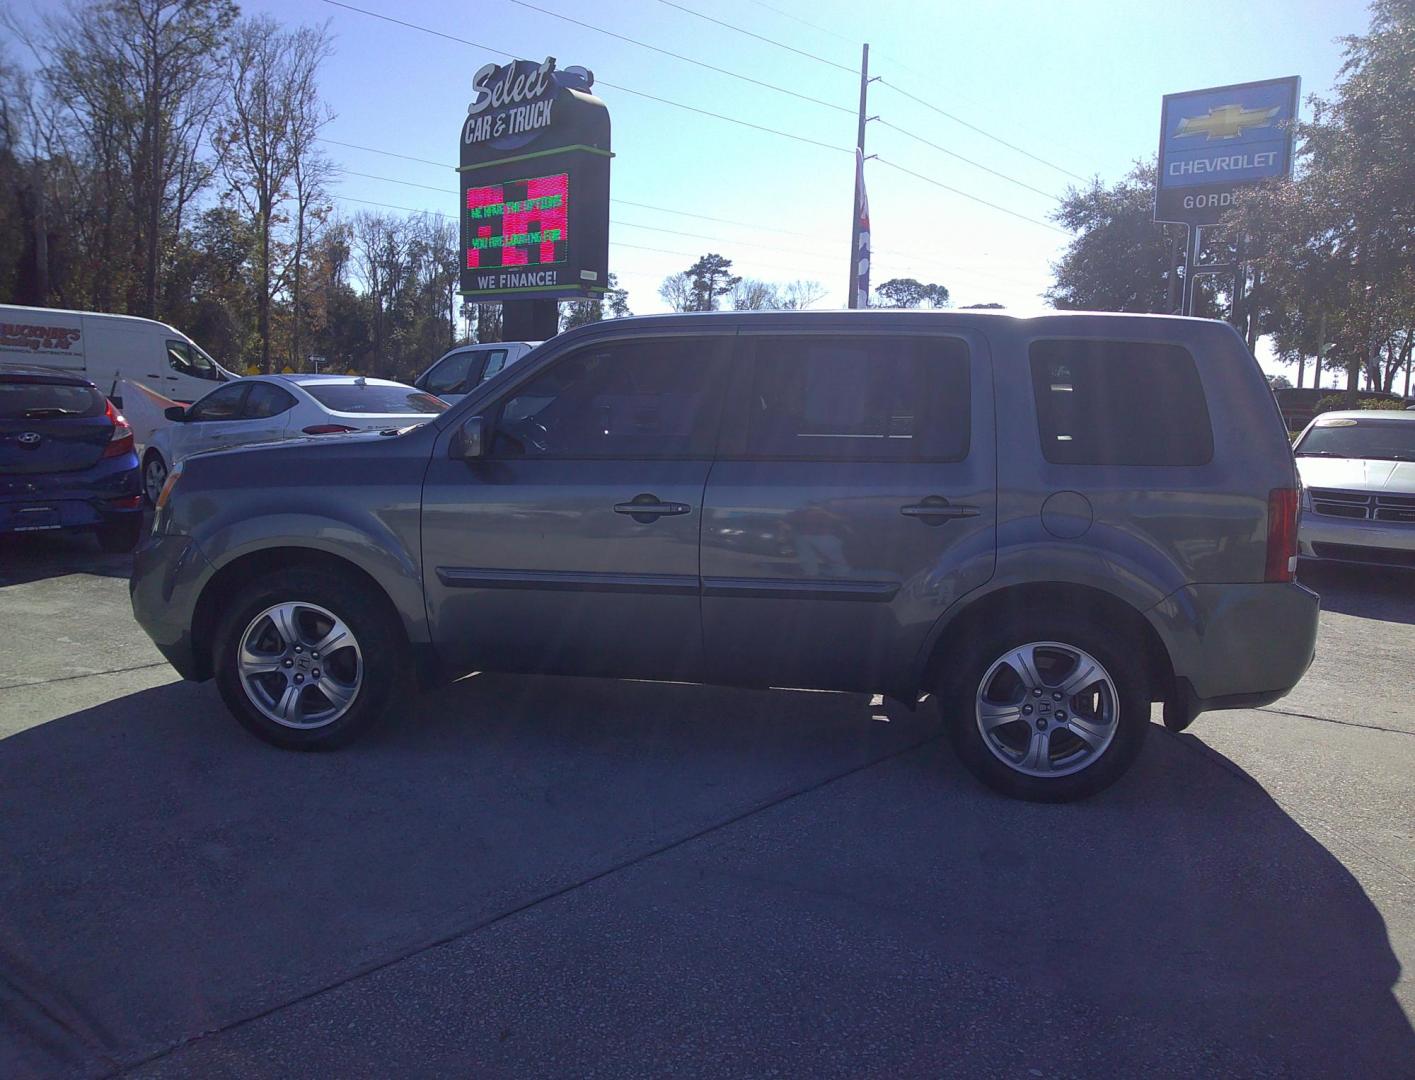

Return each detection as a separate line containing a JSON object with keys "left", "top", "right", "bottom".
{"left": 1, "top": 529, "right": 1412, "bottom": 1079}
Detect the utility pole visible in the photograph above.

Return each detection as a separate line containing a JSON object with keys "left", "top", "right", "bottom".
{"left": 847, "top": 44, "right": 871, "bottom": 309}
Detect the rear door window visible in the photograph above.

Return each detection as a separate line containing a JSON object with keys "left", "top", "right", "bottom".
{"left": 742, "top": 335, "right": 971, "bottom": 461}
{"left": 1029, "top": 340, "right": 1213, "bottom": 466}
{"left": 243, "top": 382, "right": 298, "bottom": 419}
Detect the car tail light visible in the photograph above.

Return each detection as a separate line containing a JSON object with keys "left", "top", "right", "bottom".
{"left": 302, "top": 424, "right": 358, "bottom": 435}
{"left": 102, "top": 400, "right": 135, "bottom": 459}
{"left": 1266, "top": 487, "right": 1299, "bottom": 582}
{"left": 107, "top": 494, "right": 143, "bottom": 509}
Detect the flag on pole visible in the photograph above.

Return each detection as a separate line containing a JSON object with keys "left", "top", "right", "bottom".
{"left": 854, "top": 149, "right": 871, "bottom": 308}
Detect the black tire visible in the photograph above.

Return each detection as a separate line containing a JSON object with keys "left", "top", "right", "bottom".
{"left": 141, "top": 449, "right": 168, "bottom": 507}
{"left": 212, "top": 567, "right": 405, "bottom": 750}
{"left": 940, "top": 614, "right": 1150, "bottom": 802}
{"left": 95, "top": 514, "right": 143, "bottom": 553}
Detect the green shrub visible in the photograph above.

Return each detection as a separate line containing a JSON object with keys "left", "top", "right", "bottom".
{"left": 1314, "top": 393, "right": 1407, "bottom": 415}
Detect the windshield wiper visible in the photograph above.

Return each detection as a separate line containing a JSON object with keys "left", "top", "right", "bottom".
{"left": 1295, "top": 450, "right": 1343, "bottom": 457}
{"left": 22, "top": 407, "right": 81, "bottom": 418}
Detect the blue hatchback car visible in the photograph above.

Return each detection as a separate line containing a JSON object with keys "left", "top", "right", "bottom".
{"left": 0, "top": 365, "right": 144, "bottom": 551}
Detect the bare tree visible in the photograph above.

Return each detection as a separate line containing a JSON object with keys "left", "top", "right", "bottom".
{"left": 658, "top": 271, "right": 694, "bottom": 312}
{"left": 215, "top": 16, "right": 332, "bottom": 372}
{"left": 780, "top": 279, "right": 826, "bottom": 310}
{"left": 731, "top": 278, "right": 779, "bottom": 310}
{"left": 352, "top": 210, "right": 412, "bottom": 376}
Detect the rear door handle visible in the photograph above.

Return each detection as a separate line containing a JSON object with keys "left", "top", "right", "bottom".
{"left": 614, "top": 495, "right": 692, "bottom": 523}
{"left": 900, "top": 497, "right": 980, "bottom": 524}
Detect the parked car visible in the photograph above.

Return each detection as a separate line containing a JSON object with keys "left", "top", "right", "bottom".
{"left": 140, "top": 374, "right": 448, "bottom": 504}
{"left": 1, "top": 365, "right": 143, "bottom": 551}
{"left": 0, "top": 303, "right": 239, "bottom": 405}
{"left": 413, "top": 340, "right": 539, "bottom": 403}
{"left": 1274, "top": 385, "right": 1411, "bottom": 431}
{"left": 131, "top": 311, "right": 1318, "bottom": 802}
{"left": 1294, "top": 409, "right": 1415, "bottom": 569}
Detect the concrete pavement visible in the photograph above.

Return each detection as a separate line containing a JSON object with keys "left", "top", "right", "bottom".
{"left": 1, "top": 530, "right": 1411, "bottom": 1078}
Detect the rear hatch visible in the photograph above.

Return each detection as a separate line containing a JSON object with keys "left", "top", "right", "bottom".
{"left": 0, "top": 375, "right": 112, "bottom": 475}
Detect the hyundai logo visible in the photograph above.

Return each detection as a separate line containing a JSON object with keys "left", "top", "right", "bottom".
{"left": 17, "top": 432, "right": 42, "bottom": 448}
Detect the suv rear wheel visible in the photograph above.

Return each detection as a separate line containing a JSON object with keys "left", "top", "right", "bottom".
{"left": 213, "top": 568, "right": 403, "bottom": 749}
{"left": 941, "top": 615, "right": 1149, "bottom": 802}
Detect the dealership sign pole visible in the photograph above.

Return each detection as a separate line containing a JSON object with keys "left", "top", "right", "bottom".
{"left": 458, "top": 57, "right": 612, "bottom": 341}
{"left": 1154, "top": 76, "right": 1299, "bottom": 317}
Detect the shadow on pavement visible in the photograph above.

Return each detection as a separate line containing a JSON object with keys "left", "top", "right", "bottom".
{"left": 1299, "top": 561, "right": 1415, "bottom": 625}
{"left": 1, "top": 675, "right": 1411, "bottom": 1078}
{"left": 0, "top": 528, "right": 136, "bottom": 587}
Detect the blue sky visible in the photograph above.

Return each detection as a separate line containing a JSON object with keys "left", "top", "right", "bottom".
{"left": 17, "top": 0, "right": 1370, "bottom": 347}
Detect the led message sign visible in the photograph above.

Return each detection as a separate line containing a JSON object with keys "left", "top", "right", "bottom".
{"left": 465, "top": 173, "right": 569, "bottom": 271}
{"left": 1155, "top": 77, "right": 1299, "bottom": 225}
{"left": 458, "top": 56, "right": 610, "bottom": 303}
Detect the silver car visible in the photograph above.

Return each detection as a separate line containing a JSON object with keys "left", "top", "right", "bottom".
{"left": 131, "top": 311, "right": 1319, "bottom": 802}
{"left": 1295, "top": 409, "right": 1415, "bottom": 569}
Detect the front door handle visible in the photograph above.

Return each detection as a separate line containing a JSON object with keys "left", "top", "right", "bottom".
{"left": 900, "top": 496, "right": 980, "bottom": 525}
{"left": 614, "top": 494, "right": 692, "bottom": 524}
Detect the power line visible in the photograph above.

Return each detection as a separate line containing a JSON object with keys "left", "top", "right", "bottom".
{"left": 744, "top": 0, "right": 856, "bottom": 45}
{"left": 319, "top": 138, "right": 447, "bottom": 170}
{"left": 877, "top": 77, "right": 1088, "bottom": 183}
{"left": 874, "top": 120, "right": 1061, "bottom": 202}
{"left": 336, "top": 162, "right": 831, "bottom": 238}
{"left": 873, "top": 158, "right": 1067, "bottom": 235}
{"left": 314, "top": 0, "right": 850, "bottom": 155}
{"left": 651, "top": 0, "right": 857, "bottom": 74}
{"left": 505, "top": 0, "right": 852, "bottom": 115}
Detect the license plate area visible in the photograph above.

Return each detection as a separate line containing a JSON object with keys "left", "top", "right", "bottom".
{"left": 3, "top": 505, "right": 62, "bottom": 532}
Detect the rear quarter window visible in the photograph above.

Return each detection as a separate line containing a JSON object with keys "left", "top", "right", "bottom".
{"left": 1029, "top": 340, "right": 1213, "bottom": 466}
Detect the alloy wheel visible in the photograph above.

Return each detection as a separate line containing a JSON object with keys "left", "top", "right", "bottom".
{"left": 236, "top": 601, "right": 363, "bottom": 729}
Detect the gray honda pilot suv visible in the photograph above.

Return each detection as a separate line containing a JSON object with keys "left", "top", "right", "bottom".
{"left": 131, "top": 311, "right": 1319, "bottom": 801}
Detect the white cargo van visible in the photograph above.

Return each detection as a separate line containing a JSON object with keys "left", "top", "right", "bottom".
{"left": 0, "top": 305, "right": 238, "bottom": 405}
{"left": 412, "top": 340, "right": 539, "bottom": 404}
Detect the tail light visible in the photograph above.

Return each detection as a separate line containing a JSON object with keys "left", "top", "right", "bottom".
{"left": 102, "top": 400, "right": 135, "bottom": 459}
{"left": 302, "top": 424, "right": 358, "bottom": 435}
{"left": 1265, "top": 487, "right": 1299, "bottom": 582}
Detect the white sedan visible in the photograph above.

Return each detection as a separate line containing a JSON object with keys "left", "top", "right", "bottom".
{"left": 141, "top": 374, "right": 448, "bottom": 504}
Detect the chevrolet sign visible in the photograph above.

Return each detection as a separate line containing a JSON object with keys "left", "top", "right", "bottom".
{"left": 1155, "top": 77, "right": 1299, "bottom": 225}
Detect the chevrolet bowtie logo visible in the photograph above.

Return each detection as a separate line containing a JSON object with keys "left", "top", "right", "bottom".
{"left": 1176, "top": 103, "right": 1281, "bottom": 140}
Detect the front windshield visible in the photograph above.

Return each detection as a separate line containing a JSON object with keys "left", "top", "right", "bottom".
{"left": 1296, "top": 417, "right": 1415, "bottom": 461}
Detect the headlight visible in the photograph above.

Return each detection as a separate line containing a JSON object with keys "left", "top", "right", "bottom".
{"left": 155, "top": 464, "right": 184, "bottom": 510}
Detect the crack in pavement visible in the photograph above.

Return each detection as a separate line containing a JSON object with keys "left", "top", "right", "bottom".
{"left": 1257, "top": 705, "right": 1414, "bottom": 738}
{"left": 0, "top": 662, "right": 169, "bottom": 693}
{"left": 112, "top": 730, "right": 948, "bottom": 1076}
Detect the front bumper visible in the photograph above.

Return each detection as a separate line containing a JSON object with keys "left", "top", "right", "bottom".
{"left": 1148, "top": 581, "right": 1320, "bottom": 710}
{"left": 1299, "top": 513, "right": 1415, "bottom": 569}
{"left": 130, "top": 532, "right": 216, "bottom": 680}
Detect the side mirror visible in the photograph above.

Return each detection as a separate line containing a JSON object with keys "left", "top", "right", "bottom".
{"left": 164, "top": 405, "right": 188, "bottom": 422}
{"left": 456, "top": 415, "right": 486, "bottom": 460}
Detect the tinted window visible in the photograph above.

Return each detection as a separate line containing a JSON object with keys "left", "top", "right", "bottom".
{"left": 1030, "top": 340, "right": 1212, "bottom": 466}
{"left": 0, "top": 381, "right": 105, "bottom": 419}
{"left": 188, "top": 383, "right": 248, "bottom": 421}
{"left": 744, "top": 336, "right": 971, "bottom": 461}
{"left": 243, "top": 382, "right": 297, "bottom": 419}
{"left": 423, "top": 351, "right": 477, "bottom": 396}
{"left": 304, "top": 384, "right": 448, "bottom": 415}
{"left": 493, "top": 338, "right": 727, "bottom": 459}
{"left": 167, "top": 340, "right": 222, "bottom": 381}
{"left": 1296, "top": 417, "right": 1415, "bottom": 461}
{"left": 480, "top": 349, "right": 509, "bottom": 381}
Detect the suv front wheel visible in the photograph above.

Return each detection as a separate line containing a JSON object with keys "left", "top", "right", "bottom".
{"left": 942, "top": 616, "right": 1149, "bottom": 802}
{"left": 213, "top": 568, "right": 402, "bottom": 749}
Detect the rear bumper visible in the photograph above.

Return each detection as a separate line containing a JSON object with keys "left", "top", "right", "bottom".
{"left": 130, "top": 532, "right": 216, "bottom": 680}
{"left": 0, "top": 454, "right": 140, "bottom": 535}
{"left": 1148, "top": 581, "right": 1320, "bottom": 711}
